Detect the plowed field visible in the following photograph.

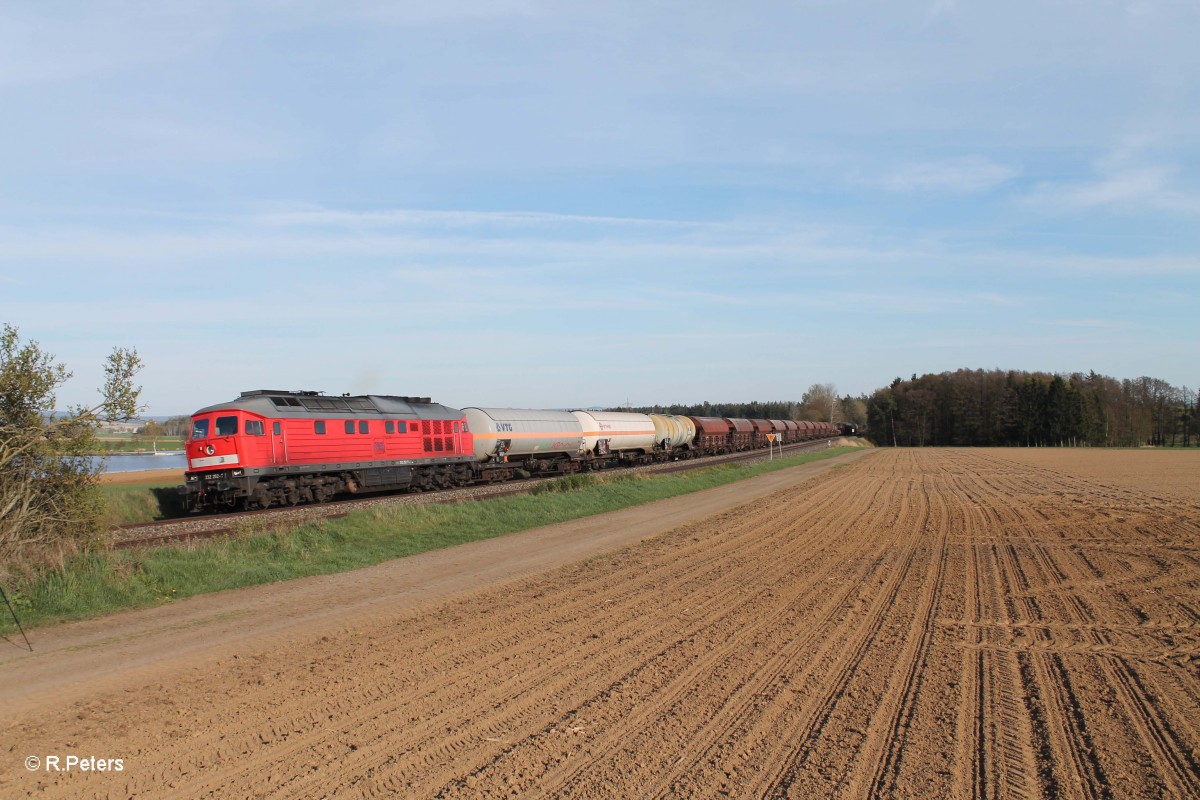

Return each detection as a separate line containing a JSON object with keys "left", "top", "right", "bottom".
{"left": 3, "top": 448, "right": 1199, "bottom": 799}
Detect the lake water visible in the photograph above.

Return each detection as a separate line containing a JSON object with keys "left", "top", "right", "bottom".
{"left": 92, "top": 453, "right": 188, "bottom": 473}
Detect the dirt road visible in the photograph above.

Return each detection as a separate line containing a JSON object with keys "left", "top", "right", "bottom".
{"left": 4, "top": 448, "right": 1199, "bottom": 799}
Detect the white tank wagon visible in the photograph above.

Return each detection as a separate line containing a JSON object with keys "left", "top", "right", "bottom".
{"left": 462, "top": 407, "right": 694, "bottom": 480}
{"left": 462, "top": 407, "right": 585, "bottom": 463}
{"left": 571, "top": 410, "right": 658, "bottom": 459}
{"left": 648, "top": 414, "right": 697, "bottom": 455}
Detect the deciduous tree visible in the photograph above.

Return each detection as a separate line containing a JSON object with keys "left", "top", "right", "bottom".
{"left": 0, "top": 324, "right": 143, "bottom": 572}
{"left": 139, "top": 419, "right": 165, "bottom": 451}
{"left": 800, "top": 383, "right": 838, "bottom": 424}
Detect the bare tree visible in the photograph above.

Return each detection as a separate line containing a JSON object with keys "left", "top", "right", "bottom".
{"left": 1, "top": 324, "right": 142, "bottom": 573}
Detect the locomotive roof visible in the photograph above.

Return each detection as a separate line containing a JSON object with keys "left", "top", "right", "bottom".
{"left": 193, "top": 390, "right": 463, "bottom": 420}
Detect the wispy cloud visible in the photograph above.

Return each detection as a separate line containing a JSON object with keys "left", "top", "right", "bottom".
{"left": 89, "top": 115, "right": 291, "bottom": 165}
{"left": 1027, "top": 165, "right": 1200, "bottom": 215}
{"left": 864, "top": 157, "right": 1019, "bottom": 194}
{"left": 0, "top": 4, "right": 222, "bottom": 87}
{"left": 3, "top": 208, "right": 1196, "bottom": 280}
{"left": 255, "top": 208, "right": 697, "bottom": 230}
{"left": 279, "top": 0, "right": 540, "bottom": 26}
{"left": 923, "top": 0, "right": 959, "bottom": 25}
{"left": 1038, "top": 319, "right": 1123, "bottom": 329}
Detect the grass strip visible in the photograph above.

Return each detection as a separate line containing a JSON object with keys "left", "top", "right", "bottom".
{"left": 4, "top": 447, "right": 859, "bottom": 630}
{"left": 101, "top": 482, "right": 187, "bottom": 527}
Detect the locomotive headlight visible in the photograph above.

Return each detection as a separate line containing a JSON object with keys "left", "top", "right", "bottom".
{"left": 232, "top": 469, "right": 244, "bottom": 477}
{"left": 205, "top": 445, "right": 215, "bottom": 455}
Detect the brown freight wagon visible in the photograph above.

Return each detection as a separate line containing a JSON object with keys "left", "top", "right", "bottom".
{"left": 688, "top": 416, "right": 734, "bottom": 455}
{"left": 749, "top": 419, "right": 775, "bottom": 449}
{"left": 727, "top": 418, "right": 754, "bottom": 451}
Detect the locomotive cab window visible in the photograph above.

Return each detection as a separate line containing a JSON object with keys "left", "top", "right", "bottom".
{"left": 245, "top": 420, "right": 265, "bottom": 436}
{"left": 215, "top": 416, "right": 238, "bottom": 436}
{"left": 191, "top": 419, "right": 209, "bottom": 440}
{"left": 273, "top": 422, "right": 281, "bottom": 435}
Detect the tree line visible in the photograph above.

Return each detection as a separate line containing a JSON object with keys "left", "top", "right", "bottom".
{"left": 621, "top": 399, "right": 807, "bottom": 420}
{"left": 618, "top": 383, "right": 866, "bottom": 426}
{"left": 865, "top": 369, "right": 1197, "bottom": 448}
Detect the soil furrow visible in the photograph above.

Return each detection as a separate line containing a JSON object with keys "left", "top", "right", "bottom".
{"left": 6, "top": 448, "right": 1200, "bottom": 800}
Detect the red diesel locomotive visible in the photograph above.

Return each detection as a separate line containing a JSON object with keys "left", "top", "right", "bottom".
{"left": 180, "top": 390, "right": 475, "bottom": 510}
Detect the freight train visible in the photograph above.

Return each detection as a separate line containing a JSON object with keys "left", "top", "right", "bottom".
{"left": 178, "top": 390, "right": 838, "bottom": 512}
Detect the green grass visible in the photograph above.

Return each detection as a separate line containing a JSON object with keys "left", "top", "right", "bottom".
{"left": 2, "top": 447, "right": 859, "bottom": 631}
{"left": 91, "top": 433, "right": 186, "bottom": 453}
{"left": 101, "top": 482, "right": 187, "bottom": 526}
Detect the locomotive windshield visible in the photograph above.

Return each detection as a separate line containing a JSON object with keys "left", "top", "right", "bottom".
{"left": 191, "top": 415, "right": 239, "bottom": 439}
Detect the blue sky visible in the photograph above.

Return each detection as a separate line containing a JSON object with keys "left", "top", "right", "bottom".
{"left": 1, "top": 1, "right": 1196, "bottom": 415}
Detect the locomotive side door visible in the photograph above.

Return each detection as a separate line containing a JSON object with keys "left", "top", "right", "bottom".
{"left": 272, "top": 421, "right": 286, "bottom": 465}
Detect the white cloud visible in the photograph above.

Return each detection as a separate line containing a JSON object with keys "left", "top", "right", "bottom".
{"left": 1028, "top": 165, "right": 1200, "bottom": 215}
{"left": 923, "top": 0, "right": 959, "bottom": 25}
{"left": 94, "top": 115, "right": 290, "bottom": 164}
{"left": 255, "top": 208, "right": 695, "bottom": 231}
{"left": 1038, "top": 319, "right": 1122, "bottom": 329}
{"left": 267, "top": 0, "right": 539, "bottom": 26}
{"left": 866, "top": 157, "right": 1019, "bottom": 193}
{"left": 0, "top": 3, "right": 223, "bottom": 88}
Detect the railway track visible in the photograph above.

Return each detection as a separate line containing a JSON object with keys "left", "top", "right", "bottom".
{"left": 110, "top": 439, "right": 841, "bottom": 550}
